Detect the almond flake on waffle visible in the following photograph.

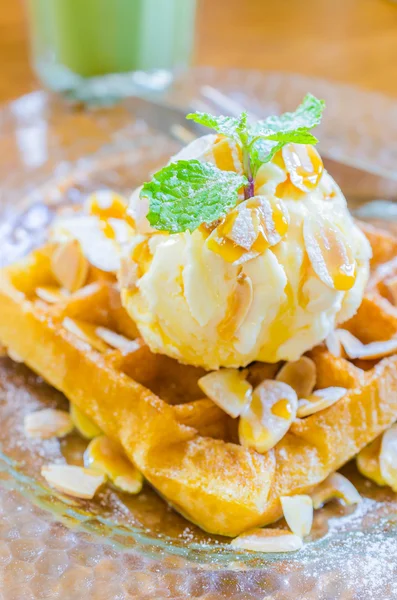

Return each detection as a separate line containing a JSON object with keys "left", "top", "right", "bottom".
{"left": 356, "top": 435, "right": 386, "bottom": 487}
{"left": 1, "top": 222, "right": 397, "bottom": 536}
{"left": 275, "top": 356, "right": 316, "bottom": 399}
{"left": 84, "top": 435, "right": 143, "bottom": 494}
{"left": 297, "top": 386, "right": 347, "bottom": 418}
{"left": 310, "top": 472, "right": 361, "bottom": 509}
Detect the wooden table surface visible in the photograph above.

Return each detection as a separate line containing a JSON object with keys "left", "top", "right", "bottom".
{"left": 1, "top": 0, "right": 397, "bottom": 103}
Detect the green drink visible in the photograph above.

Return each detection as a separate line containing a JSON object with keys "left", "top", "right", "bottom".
{"left": 27, "top": 0, "right": 196, "bottom": 102}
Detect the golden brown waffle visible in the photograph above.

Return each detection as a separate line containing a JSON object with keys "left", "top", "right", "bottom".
{"left": 1, "top": 223, "right": 397, "bottom": 537}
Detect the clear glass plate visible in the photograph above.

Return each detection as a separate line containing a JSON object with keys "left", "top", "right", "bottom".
{"left": 1, "top": 69, "right": 397, "bottom": 599}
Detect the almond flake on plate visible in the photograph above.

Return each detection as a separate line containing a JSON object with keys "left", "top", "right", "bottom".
{"left": 198, "top": 368, "right": 252, "bottom": 418}
{"left": 310, "top": 472, "right": 361, "bottom": 509}
{"left": 356, "top": 436, "right": 386, "bottom": 487}
{"left": 51, "top": 239, "right": 89, "bottom": 293}
{"left": 41, "top": 464, "right": 106, "bottom": 499}
{"left": 379, "top": 424, "right": 397, "bottom": 492}
{"left": 337, "top": 329, "right": 397, "bottom": 360}
{"left": 280, "top": 495, "right": 313, "bottom": 538}
{"left": 24, "top": 409, "right": 73, "bottom": 439}
{"left": 297, "top": 386, "right": 347, "bottom": 418}
{"left": 239, "top": 380, "right": 297, "bottom": 453}
{"left": 84, "top": 436, "right": 143, "bottom": 494}
{"left": 276, "top": 356, "right": 316, "bottom": 399}
{"left": 230, "top": 528, "right": 303, "bottom": 553}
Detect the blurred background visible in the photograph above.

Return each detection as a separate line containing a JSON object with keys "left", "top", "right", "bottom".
{"left": 1, "top": 0, "right": 397, "bottom": 103}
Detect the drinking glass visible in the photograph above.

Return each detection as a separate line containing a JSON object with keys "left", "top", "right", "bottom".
{"left": 26, "top": 0, "right": 197, "bottom": 103}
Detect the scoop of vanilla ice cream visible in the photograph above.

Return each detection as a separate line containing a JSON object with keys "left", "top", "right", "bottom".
{"left": 120, "top": 138, "right": 371, "bottom": 369}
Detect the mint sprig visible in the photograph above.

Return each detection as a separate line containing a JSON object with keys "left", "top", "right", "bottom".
{"left": 142, "top": 160, "right": 247, "bottom": 234}
{"left": 140, "top": 93, "right": 325, "bottom": 234}
{"left": 185, "top": 111, "right": 248, "bottom": 143}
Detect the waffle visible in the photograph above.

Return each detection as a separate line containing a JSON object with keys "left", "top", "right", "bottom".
{"left": 1, "top": 222, "right": 397, "bottom": 537}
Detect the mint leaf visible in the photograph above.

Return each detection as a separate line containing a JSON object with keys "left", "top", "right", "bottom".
{"left": 263, "top": 130, "right": 318, "bottom": 144}
{"left": 249, "top": 140, "right": 284, "bottom": 174}
{"left": 249, "top": 130, "right": 319, "bottom": 172}
{"left": 142, "top": 160, "right": 247, "bottom": 233}
{"left": 248, "top": 94, "right": 324, "bottom": 172}
{"left": 186, "top": 111, "right": 248, "bottom": 143}
{"left": 255, "top": 93, "right": 325, "bottom": 136}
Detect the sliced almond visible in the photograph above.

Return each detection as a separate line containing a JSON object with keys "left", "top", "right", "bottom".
{"left": 325, "top": 330, "right": 342, "bottom": 357}
{"left": 223, "top": 203, "right": 258, "bottom": 251}
{"left": 380, "top": 425, "right": 397, "bottom": 492}
{"left": 95, "top": 327, "right": 140, "bottom": 353}
{"left": 337, "top": 329, "right": 397, "bottom": 360}
{"left": 355, "top": 339, "right": 397, "bottom": 360}
{"left": 280, "top": 495, "right": 313, "bottom": 538}
{"left": 208, "top": 135, "right": 243, "bottom": 173}
{"left": 51, "top": 215, "right": 130, "bottom": 273}
{"left": 282, "top": 143, "right": 323, "bottom": 193}
{"left": 276, "top": 356, "right": 316, "bottom": 399}
{"left": 51, "top": 239, "right": 89, "bottom": 293}
{"left": 239, "top": 380, "right": 297, "bottom": 453}
{"left": 249, "top": 196, "right": 289, "bottom": 249}
{"left": 207, "top": 196, "right": 288, "bottom": 263}
{"left": 198, "top": 369, "right": 252, "bottom": 418}
{"left": 70, "top": 404, "right": 102, "bottom": 440}
{"left": 336, "top": 329, "right": 364, "bottom": 358}
{"left": 84, "top": 436, "right": 143, "bottom": 494}
{"left": 24, "top": 409, "right": 73, "bottom": 440}
{"left": 8, "top": 348, "right": 23, "bottom": 363}
{"left": 127, "top": 186, "right": 153, "bottom": 235}
{"left": 246, "top": 362, "right": 280, "bottom": 388}
{"left": 310, "top": 472, "right": 361, "bottom": 509}
{"left": 297, "top": 386, "right": 347, "bottom": 418}
{"left": 230, "top": 528, "right": 303, "bottom": 553}
{"left": 62, "top": 317, "right": 109, "bottom": 353}
{"left": 118, "top": 256, "right": 138, "bottom": 291}
{"left": 303, "top": 214, "right": 356, "bottom": 292}
{"left": 85, "top": 190, "right": 128, "bottom": 220}
{"left": 356, "top": 436, "right": 386, "bottom": 487}
{"left": 36, "top": 286, "right": 68, "bottom": 304}
{"left": 41, "top": 464, "right": 105, "bottom": 499}
{"left": 217, "top": 274, "right": 253, "bottom": 340}
{"left": 225, "top": 196, "right": 289, "bottom": 251}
